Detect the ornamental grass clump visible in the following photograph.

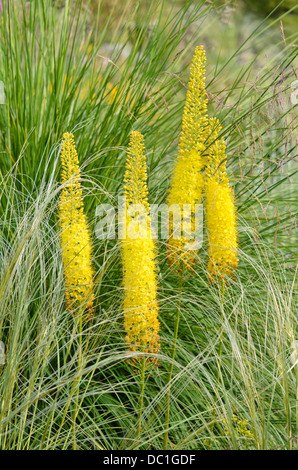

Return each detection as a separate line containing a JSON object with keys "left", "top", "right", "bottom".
{"left": 167, "top": 45, "right": 209, "bottom": 270}
{"left": 121, "top": 131, "right": 160, "bottom": 365}
{"left": 205, "top": 118, "right": 238, "bottom": 281}
{"left": 59, "top": 132, "right": 94, "bottom": 318}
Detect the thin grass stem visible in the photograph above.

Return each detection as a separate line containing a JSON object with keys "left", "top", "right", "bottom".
{"left": 163, "top": 270, "right": 184, "bottom": 450}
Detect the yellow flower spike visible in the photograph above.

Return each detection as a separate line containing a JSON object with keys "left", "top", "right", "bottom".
{"left": 121, "top": 131, "right": 160, "bottom": 365}
{"left": 205, "top": 119, "right": 238, "bottom": 281}
{"left": 167, "top": 46, "right": 209, "bottom": 270}
{"left": 59, "top": 132, "right": 95, "bottom": 318}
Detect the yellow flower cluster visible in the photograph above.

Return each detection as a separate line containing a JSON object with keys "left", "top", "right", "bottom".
{"left": 59, "top": 132, "right": 94, "bottom": 318}
{"left": 223, "top": 414, "right": 254, "bottom": 440}
{"left": 56, "top": 45, "right": 239, "bottom": 361}
{"left": 123, "top": 132, "right": 150, "bottom": 212}
{"left": 205, "top": 119, "right": 238, "bottom": 281}
{"left": 166, "top": 44, "right": 238, "bottom": 279}
{"left": 167, "top": 46, "right": 208, "bottom": 270}
{"left": 121, "top": 131, "right": 160, "bottom": 364}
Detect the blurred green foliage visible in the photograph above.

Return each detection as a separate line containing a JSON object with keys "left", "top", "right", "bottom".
{"left": 243, "top": 0, "right": 296, "bottom": 15}
{"left": 243, "top": 0, "right": 297, "bottom": 35}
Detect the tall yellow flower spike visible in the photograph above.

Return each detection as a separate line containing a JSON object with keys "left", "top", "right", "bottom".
{"left": 121, "top": 131, "right": 160, "bottom": 365}
{"left": 59, "top": 132, "right": 94, "bottom": 317}
{"left": 167, "top": 46, "right": 209, "bottom": 270}
{"left": 205, "top": 118, "right": 238, "bottom": 281}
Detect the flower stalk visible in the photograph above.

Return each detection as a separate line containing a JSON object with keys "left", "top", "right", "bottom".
{"left": 205, "top": 119, "right": 238, "bottom": 281}
{"left": 167, "top": 46, "right": 208, "bottom": 270}
{"left": 59, "top": 132, "right": 94, "bottom": 318}
{"left": 121, "top": 131, "right": 160, "bottom": 365}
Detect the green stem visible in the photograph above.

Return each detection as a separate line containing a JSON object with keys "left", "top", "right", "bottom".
{"left": 136, "top": 357, "right": 146, "bottom": 449}
{"left": 72, "top": 314, "right": 83, "bottom": 450}
{"left": 216, "top": 279, "right": 225, "bottom": 383}
{"left": 163, "top": 271, "right": 184, "bottom": 450}
{"left": 52, "top": 313, "right": 91, "bottom": 449}
{"left": 296, "top": 356, "right": 298, "bottom": 443}
{"left": 208, "top": 279, "right": 225, "bottom": 449}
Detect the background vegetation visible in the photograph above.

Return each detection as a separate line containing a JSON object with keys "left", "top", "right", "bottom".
{"left": 0, "top": 0, "right": 297, "bottom": 450}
